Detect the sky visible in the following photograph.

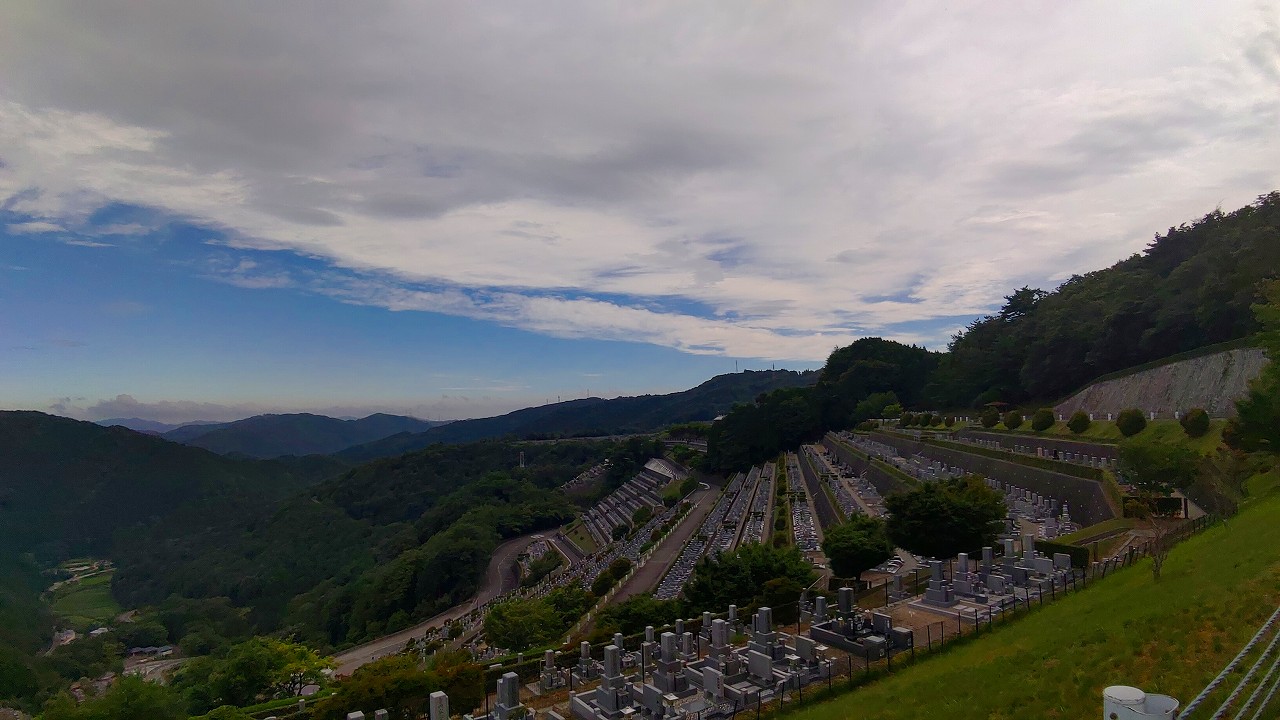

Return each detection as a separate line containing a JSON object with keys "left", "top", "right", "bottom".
{"left": 1, "top": 2, "right": 1278, "bottom": 423}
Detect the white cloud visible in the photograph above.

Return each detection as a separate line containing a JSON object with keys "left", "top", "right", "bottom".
{"left": 1, "top": 1, "right": 1278, "bottom": 358}
{"left": 6, "top": 220, "right": 64, "bottom": 233}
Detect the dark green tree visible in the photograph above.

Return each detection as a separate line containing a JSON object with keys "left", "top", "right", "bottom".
{"left": 1031, "top": 408, "right": 1055, "bottom": 432}
{"left": 1119, "top": 439, "right": 1199, "bottom": 580}
{"left": 1180, "top": 408, "right": 1211, "bottom": 438}
{"left": 821, "top": 516, "right": 894, "bottom": 580}
{"left": 885, "top": 477, "right": 1006, "bottom": 559}
{"left": 1116, "top": 409, "right": 1148, "bottom": 437}
{"left": 1067, "top": 411, "right": 1091, "bottom": 434}
{"left": 682, "top": 544, "right": 816, "bottom": 613}
{"left": 980, "top": 408, "right": 1000, "bottom": 428}
{"left": 1002, "top": 411, "right": 1023, "bottom": 430}
{"left": 41, "top": 676, "right": 187, "bottom": 720}
{"left": 1227, "top": 280, "right": 1280, "bottom": 452}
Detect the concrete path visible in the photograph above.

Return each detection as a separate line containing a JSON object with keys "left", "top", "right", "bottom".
{"left": 333, "top": 530, "right": 540, "bottom": 675}
{"left": 608, "top": 482, "right": 719, "bottom": 604}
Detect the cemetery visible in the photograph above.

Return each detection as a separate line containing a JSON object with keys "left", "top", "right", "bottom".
{"left": 349, "top": 531, "right": 1111, "bottom": 720}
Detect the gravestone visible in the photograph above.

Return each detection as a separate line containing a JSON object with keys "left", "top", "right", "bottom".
{"left": 746, "top": 650, "right": 773, "bottom": 685}
{"left": 681, "top": 632, "right": 696, "bottom": 662}
{"left": 429, "top": 691, "right": 449, "bottom": 720}
{"left": 494, "top": 673, "right": 523, "bottom": 720}
{"left": 870, "top": 612, "right": 892, "bottom": 635}
{"left": 702, "top": 666, "right": 724, "bottom": 701}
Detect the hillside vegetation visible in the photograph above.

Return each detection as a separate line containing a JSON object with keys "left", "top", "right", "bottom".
{"left": 0, "top": 412, "right": 331, "bottom": 560}
{"left": 111, "top": 437, "right": 660, "bottom": 647}
{"left": 791, "top": 480, "right": 1280, "bottom": 720}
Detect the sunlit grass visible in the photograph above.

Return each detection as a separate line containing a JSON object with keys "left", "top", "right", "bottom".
{"left": 785, "top": 481, "right": 1280, "bottom": 720}
{"left": 49, "top": 571, "right": 121, "bottom": 628}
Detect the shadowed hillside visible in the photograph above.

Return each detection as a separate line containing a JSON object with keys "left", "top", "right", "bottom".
{"left": 164, "top": 412, "right": 446, "bottom": 458}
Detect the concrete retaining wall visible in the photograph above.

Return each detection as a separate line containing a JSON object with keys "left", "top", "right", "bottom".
{"left": 1054, "top": 347, "right": 1266, "bottom": 419}
{"left": 955, "top": 429, "right": 1118, "bottom": 463}
{"left": 869, "top": 432, "right": 1115, "bottom": 526}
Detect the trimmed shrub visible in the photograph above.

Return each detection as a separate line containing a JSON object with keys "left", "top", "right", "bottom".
{"left": 1002, "top": 410, "right": 1024, "bottom": 430}
{"left": 1031, "top": 407, "right": 1056, "bottom": 432}
{"left": 899, "top": 412, "right": 916, "bottom": 427}
{"left": 1180, "top": 408, "right": 1210, "bottom": 438}
{"left": 944, "top": 416, "right": 955, "bottom": 428}
{"left": 1116, "top": 408, "right": 1148, "bottom": 437}
{"left": 1067, "top": 410, "right": 1091, "bottom": 434}
{"left": 980, "top": 408, "right": 1000, "bottom": 428}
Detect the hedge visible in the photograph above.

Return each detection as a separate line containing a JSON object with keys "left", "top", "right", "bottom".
{"left": 1034, "top": 539, "right": 1090, "bottom": 568}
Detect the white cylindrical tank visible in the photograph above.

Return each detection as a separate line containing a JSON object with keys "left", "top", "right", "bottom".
{"left": 1103, "top": 686, "right": 1179, "bottom": 719}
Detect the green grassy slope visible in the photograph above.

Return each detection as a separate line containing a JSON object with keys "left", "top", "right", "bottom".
{"left": 48, "top": 572, "right": 121, "bottom": 629}
{"left": 792, "top": 484, "right": 1280, "bottom": 720}
{"left": 967, "top": 418, "right": 1227, "bottom": 453}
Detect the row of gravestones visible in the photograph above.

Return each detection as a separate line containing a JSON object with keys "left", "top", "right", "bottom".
{"left": 557, "top": 606, "right": 832, "bottom": 720}
{"left": 403, "top": 552, "right": 1085, "bottom": 720}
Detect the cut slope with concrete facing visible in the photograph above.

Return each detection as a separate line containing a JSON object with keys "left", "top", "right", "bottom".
{"left": 1054, "top": 347, "right": 1266, "bottom": 419}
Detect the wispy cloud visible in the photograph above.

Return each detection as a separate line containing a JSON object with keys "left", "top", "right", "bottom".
{"left": 60, "top": 238, "right": 114, "bottom": 248}
{"left": 6, "top": 220, "right": 64, "bottom": 233}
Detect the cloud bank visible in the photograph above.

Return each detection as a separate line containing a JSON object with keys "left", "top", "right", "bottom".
{"left": 1, "top": 1, "right": 1278, "bottom": 359}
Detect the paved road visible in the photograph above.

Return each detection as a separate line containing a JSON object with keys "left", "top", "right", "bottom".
{"left": 608, "top": 482, "right": 719, "bottom": 605}
{"left": 333, "top": 531, "right": 540, "bottom": 675}
{"left": 799, "top": 446, "right": 841, "bottom": 531}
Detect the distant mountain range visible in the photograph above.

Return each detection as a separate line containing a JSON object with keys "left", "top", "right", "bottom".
{"left": 96, "top": 417, "right": 222, "bottom": 434}
{"left": 80, "top": 370, "right": 817, "bottom": 462}
{"left": 154, "top": 413, "right": 449, "bottom": 458}
{"left": 338, "top": 369, "right": 818, "bottom": 462}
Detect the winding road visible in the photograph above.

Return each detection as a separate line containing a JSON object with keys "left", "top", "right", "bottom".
{"left": 333, "top": 531, "right": 540, "bottom": 675}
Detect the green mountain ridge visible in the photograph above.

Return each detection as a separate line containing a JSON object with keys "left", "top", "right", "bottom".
{"left": 338, "top": 369, "right": 819, "bottom": 462}
{"left": 163, "top": 412, "right": 447, "bottom": 458}
{"left": 0, "top": 411, "right": 334, "bottom": 560}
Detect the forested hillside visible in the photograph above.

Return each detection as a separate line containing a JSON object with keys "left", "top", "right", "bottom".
{"left": 163, "top": 412, "right": 445, "bottom": 458}
{"left": 932, "top": 192, "right": 1280, "bottom": 406}
{"left": 339, "top": 369, "right": 816, "bottom": 462}
{"left": 110, "top": 437, "right": 660, "bottom": 647}
{"left": 0, "top": 412, "right": 333, "bottom": 560}
{"left": 710, "top": 193, "right": 1280, "bottom": 471}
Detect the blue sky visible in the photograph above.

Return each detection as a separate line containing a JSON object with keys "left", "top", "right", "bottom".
{"left": 2, "top": 211, "right": 811, "bottom": 421}
{"left": 1, "top": 2, "right": 1277, "bottom": 422}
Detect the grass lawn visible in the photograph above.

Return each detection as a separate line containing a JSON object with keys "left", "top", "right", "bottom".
{"left": 1058, "top": 517, "right": 1136, "bottom": 545}
{"left": 49, "top": 570, "right": 121, "bottom": 628}
{"left": 787, "top": 480, "right": 1280, "bottom": 720}
{"left": 565, "top": 520, "right": 598, "bottom": 555}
